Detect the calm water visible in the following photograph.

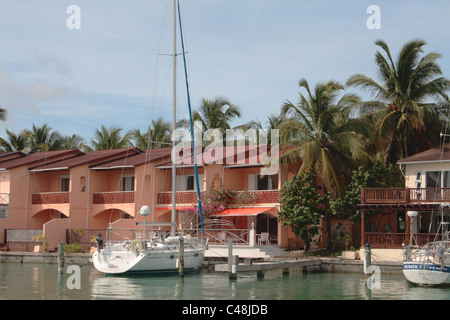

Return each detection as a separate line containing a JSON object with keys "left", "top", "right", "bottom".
{"left": 1, "top": 262, "right": 450, "bottom": 300}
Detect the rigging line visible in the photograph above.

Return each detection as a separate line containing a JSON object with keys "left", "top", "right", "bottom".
{"left": 107, "top": 148, "right": 132, "bottom": 226}
{"left": 428, "top": 99, "right": 450, "bottom": 234}
{"left": 177, "top": 0, "right": 204, "bottom": 238}
{"left": 135, "top": 1, "right": 171, "bottom": 222}
{"left": 151, "top": 0, "right": 171, "bottom": 118}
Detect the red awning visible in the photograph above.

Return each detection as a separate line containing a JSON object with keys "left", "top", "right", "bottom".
{"left": 211, "top": 207, "right": 277, "bottom": 217}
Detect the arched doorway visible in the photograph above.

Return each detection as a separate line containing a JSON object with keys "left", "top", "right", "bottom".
{"left": 32, "top": 209, "right": 68, "bottom": 228}
{"left": 92, "top": 208, "right": 133, "bottom": 230}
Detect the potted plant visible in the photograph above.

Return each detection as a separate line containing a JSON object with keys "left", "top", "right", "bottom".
{"left": 341, "top": 234, "right": 358, "bottom": 259}
{"left": 32, "top": 234, "right": 48, "bottom": 253}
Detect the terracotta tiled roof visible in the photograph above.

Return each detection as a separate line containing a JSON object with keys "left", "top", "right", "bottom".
{"left": 91, "top": 148, "right": 173, "bottom": 169}
{"left": 28, "top": 148, "right": 143, "bottom": 172}
{"left": 156, "top": 145, "right": 274, "bottom": 168}
{"left": 0, "top": 151, "right": 27, "bottom": 163}
{"left": 397, "top": 143, "right": 450, "bottom": 164}
{"left": 0, "top": 149, "right": 84, "bottom": 170}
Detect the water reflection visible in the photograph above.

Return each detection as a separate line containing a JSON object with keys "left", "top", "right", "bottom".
{"left": 1, "top": 262, "right": 450, "bottom": 300}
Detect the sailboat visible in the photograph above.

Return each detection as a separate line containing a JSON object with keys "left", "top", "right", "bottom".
{"left": 403, "top": 206, "right": 450, "bottom": 285}
{"left": 92, "top": 0, "right": 207, "bottom": 274}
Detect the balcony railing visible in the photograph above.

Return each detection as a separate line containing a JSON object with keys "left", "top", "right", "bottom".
{"left": 0, "top": 193, "right": 9, "bottom": 205}
{"left": 363, "top": 232, "right": 442, "bottom": 248}
{"left": 228, "top": 190, "right": 279, "bottom": 205}
{"left": 157, "top": 191, "right": 205, "bottom": 205}
{"left": 362, "top": 188, "right": 450, "bottom": 204}
{"left": 93, "top": 191, "right": 134, "bottom": 204}
{"left": 156, "top": 190, "right": 279, "bottom": 206}
{"left": 32, "top": 192, "right": 69, "bottom": 204}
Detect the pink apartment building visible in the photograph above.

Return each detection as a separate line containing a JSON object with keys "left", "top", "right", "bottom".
{"left": 0, "top": 145, "right": 327, "bottom": 252}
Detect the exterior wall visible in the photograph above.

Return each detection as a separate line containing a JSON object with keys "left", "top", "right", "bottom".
{"left": 1, "top": 167, "right": 29, "bottom": 230}
{"left": 0, "top": 171, "right": 10, "bottom": 195}
{"left": 43, "top": 218, "right": 70, "bottom": 250}
{"left": 403, "top": 161, "right": 450, "bottom": 188}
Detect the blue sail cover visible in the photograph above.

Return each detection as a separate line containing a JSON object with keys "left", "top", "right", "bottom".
{"left": 177, "top": 1, "right": 205, "bottom": 238}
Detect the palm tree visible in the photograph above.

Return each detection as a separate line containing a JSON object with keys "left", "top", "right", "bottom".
{"left": 193, "top": 97, "right": 241, "bottom": 131}
{"left": 0, "top": 129, "right": 30, "bottom": 153}
{"left": 130, "top": 118, "right": 172, "bottom": 150}
{"left": 59, "top": 134, "right": 86, "bottom": 151}
{"left": 90, "top": 125, "right": 131, "bottom": 150}
{"left": 237, "top": 112, "right": 287, "bottom": 144}
{"left": 280, "top": 79, "right": 371, "bottom": 249}
{"left": 281, "top": 79, "right": 370, "bottom": 194}
{"left": 347, "top": 38, "right": 450, "bottom": 165}
{"left": 178, "top": 97, "right": 241, "bottom": 146}
{"left": 27, "top": 124, "right": 62, "bottom": 153}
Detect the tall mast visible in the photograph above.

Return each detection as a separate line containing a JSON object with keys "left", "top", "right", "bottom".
{"left": 171, "top": 0, "right": 177, "bottom": 237}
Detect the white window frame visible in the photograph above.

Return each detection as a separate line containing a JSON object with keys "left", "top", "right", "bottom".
{"left": 248, "top": 173, "right": 278, "bottom": 191}
{"left": 415, "top": 171, "right": 422, "bottom": 188}
{"left": 176, "top": 174, "right": 204, "bottom": 191}
{"left": 121, "top": 175, "right": 135, "bottom": 192}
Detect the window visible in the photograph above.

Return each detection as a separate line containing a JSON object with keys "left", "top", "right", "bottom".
{"left": 120, "top": 211, "right": 132, "bottom": 219}
{"left": 415, "top": 172, "right": 422, "bottom": 188}
{"left": 175, "top": 174, "right": 204, "bottom": 191}
{"left": 121, "top": 176, "right": 135, "bottom": 192}
{"left": 425, "top": 171, "right": 441, "bottom": 188}
{"left": 444, "top": 171, "right": 450, "bottom": 188}
{"left": 60, "top": 177, "right": 70, "bottom": 192}
{"left": 80, "top": 176, "right": 86, "bottom": 192}
{"left": 248, "top": 174, "right": 278, "bottom": 190}
{"left": 0, "top": 207, "right": 7, "bottom": 219}
{"left": 186, "top": 176, "right": 194, "bottom": 191}
{"left": 426, "top": 171, "right": 442, "bottom": 200}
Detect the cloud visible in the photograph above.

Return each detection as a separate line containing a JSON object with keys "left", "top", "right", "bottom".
{"left": 0, "top": 70, "right": 77, "bottom": 115}
{"left": 34, "top": 50, "right": 71, "bottom": 76}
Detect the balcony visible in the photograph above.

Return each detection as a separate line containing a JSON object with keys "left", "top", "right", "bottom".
{"left": 361, "top": 188, "right": 450, "bottom": 205}
{"left": 363, "top": 232, "right": 443, "bottom": 248}
{"left": 156, "top": 190, "right": 279, "bottom": 206}
{"left": 228, "top": 190, "right": 280, "bottom": 206}
{"left": 32, "top": 192, "right": 69, "bottom": 204}
{"left": 93, "top": 191, "right": 135, "bottom": 204}
{"left": 157, "top": 191, "right": 204, "bottom": 205}
{"left": 0, "top": 193, "right": 9, "bottom": 205}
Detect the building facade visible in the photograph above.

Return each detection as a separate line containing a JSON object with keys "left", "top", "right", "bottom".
{"left": 0, "top": 146, "right": 320, "bottom": 252}
{"left": 360, "top": 143, "right": 450, "bottom": 248}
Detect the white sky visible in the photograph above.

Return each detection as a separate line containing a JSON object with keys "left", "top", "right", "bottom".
{"left": 1, "top": 0, "right": 450, "bottom": 142}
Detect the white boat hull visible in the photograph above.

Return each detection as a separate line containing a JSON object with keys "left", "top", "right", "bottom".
{"left": 92, "top": 237, "right": 206, "bottom": 274}
{"left": 403, "top": 262, "right": 450, "bottom": 285}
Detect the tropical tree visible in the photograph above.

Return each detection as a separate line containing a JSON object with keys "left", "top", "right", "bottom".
{"left": 280, "top": 78, "right": 371, "bottom": 249}
{"left": 59, "top": 134, "right": 86, "bottom": 151}
{"left": 0, "top": 129, "right": 30, "bottom": 153}
{"left": 347, "top": 38, "right": 450, "bottom": 165}
{"left": 237, "top": 112, "right": 287, "bottom": 144}
{"left": 27, "top": 124, "right": 63, "bottom": 153}
{"left": 280, "top": 78, "right": 370, "bottom": 195}
{"left": 179, "top": 97, "right": 241, "bottom": 146}
{"left": 89, "top": 125, "right": 131, "bottom": 150}
{"left": 193, "top": 97, "right": 241, "bottom": 131}
{"left": 278, "top": 171, "right": 324, "bottom": 251}
{"left": 330, "top": 161, "right": 403, "bottom": 223}
{"left": 130, "top": 118, "right": 172, "bottom": 150}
